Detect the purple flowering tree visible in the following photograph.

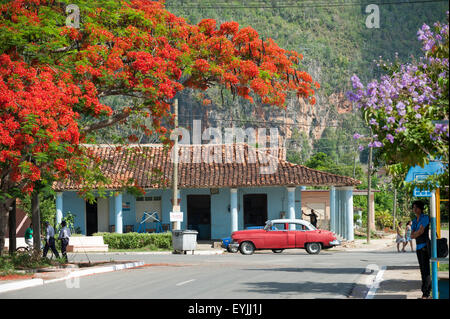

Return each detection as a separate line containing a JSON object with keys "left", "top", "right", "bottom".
{"left": 348, "top": 14, "right": 449, "bottom": 188}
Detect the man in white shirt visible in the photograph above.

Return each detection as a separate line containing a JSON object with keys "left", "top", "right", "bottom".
{"left": 43, "top": 221, "right": 60, "bottom": 259}
{"left": 58, "top": 220, "right": 71, "bottom": 262}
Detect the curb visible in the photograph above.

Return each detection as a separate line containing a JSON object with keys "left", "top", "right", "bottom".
{"left": 0, "top": 278, "right": 44, "bottom": 294}
{"left": 0, "top": 261, "right": 144, "bottom": 294}
{"left": 70, "top": 250, "right": 224, "bottom": 255}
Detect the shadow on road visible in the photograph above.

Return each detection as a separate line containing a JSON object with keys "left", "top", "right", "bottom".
{"left": 242, "top": 267, "right": 364, "bottom": 275}
{"left": 239, "top": 280, "right": 359, "bottom": 298}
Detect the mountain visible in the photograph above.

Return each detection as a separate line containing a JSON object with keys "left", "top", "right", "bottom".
{"left": 164, "top": 0, "right": 448, "bottom": 162}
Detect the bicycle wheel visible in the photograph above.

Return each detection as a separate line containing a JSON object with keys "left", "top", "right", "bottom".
{"left": 16, "top": 246, "right": 29, "bottom": 253}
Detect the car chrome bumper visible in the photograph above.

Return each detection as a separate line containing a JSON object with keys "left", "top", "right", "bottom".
{"left": 228, "top": 242, "right": 239, "bottom": 249}
{"left": 329, "top": 240, "right": 341, "bottom": 246}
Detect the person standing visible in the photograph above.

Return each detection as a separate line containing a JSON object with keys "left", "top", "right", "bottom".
{"left": 24, "top": 223, "right": 33, "bottom": 248}
{"left": 405, "top": 220, "right": 414, "bottom": 252}
{"left": 58, "top": 220, "right": 71, "bottom": 262}
{"left": 43, "top": 221, "right": 60, "bottom": 259}
{"left": 302, "top": 209, "right": 318, "bottom": 228}
{"left": 410, "top": 200, "right": 431, "bottom": 299}
{"left": 396, "top": 221, "right": 407, "bottom": 252}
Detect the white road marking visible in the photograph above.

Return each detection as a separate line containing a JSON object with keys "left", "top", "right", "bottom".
{"left": 365, "top": 265, "right": 386, "bottom": 299}
{"left": 176, "top": 279, "right": 196, "bottom": 286}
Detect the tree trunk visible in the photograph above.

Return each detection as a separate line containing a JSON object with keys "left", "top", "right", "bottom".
{"left": 32, "top": 191, "right": 41, "bottom": 252}
{"left": 8, "top": 199, "right": 16, "bottom": 254}
{"left": 0, "top": 198, "right": 14, "bottom": 256}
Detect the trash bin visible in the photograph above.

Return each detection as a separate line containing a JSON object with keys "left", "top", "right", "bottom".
{"left": 172, "top": 230, "right": 198, "bottom": 253}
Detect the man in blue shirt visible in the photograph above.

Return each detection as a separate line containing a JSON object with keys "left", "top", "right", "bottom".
{"left": 410, "top": 200, "right": 431, "bottom": 299}
{"left": 43, "top": 221, "right": 60, "bottom": 259}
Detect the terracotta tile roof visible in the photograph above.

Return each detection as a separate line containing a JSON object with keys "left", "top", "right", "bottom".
{"left": 53, "top": 144, "right": 361, "bottom": 191}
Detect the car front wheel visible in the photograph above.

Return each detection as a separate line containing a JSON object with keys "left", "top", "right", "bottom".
{"left": 227, "top": 245, "right": 238, "bottom": 253}
{"left": 305, "top": 242, "right": 321, "bottom": 255}
{"left": 240, "top": 241, "right": 255, "bottom": 255}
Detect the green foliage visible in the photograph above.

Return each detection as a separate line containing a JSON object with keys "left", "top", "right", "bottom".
{"left": 0, "top": 252, "right": 63, "bottom": 275}
{"left": 375, "top": 210, "right": 394, "bottom": 229}
{"left": 93, "top": 232, "right": 173, "bottom": 250}
{"left": 19, "top": 192, "right": 56, "bottom": 227}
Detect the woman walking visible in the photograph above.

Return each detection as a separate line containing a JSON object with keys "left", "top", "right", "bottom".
{"left": 405, "top": 221, "right": 414, "bottom": 252}
{"left": 396, "top": 221, "right": 406, "bottom": 252}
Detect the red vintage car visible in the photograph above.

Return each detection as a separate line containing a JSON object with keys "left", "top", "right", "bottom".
{"left": 229, "top": 219, "right": 340, "bottom": 255}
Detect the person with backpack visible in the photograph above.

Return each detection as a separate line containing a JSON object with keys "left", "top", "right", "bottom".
{"left": 410, "top": 200, "right": 431, "bottom": 299}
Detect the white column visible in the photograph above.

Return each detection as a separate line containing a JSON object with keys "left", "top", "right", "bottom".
{"left": 287, "top": 187, "right": 296, "bottom": 230}
{"left": 56, "top": 192, "right": 63, "bottom": 225}
{"left": 345, "top": 188, "right": 354, "bottom": 241}
{"left": 330, "top": 186, "right": 336, "bottom": 233}
{"left": 114, "top": 192, "right": 123, "bottom": 234}
{"left": 230, "top": 188, "right": 238, "bottom": 233}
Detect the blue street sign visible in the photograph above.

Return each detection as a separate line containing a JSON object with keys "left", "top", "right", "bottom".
{"left": 405, "top": 161, "right": 445, "bottom": 197}
{"left": 413, "top": 188, "right": 432, "bottom": 197}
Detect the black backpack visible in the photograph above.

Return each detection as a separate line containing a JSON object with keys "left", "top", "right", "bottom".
{"left": 427, "top": 237, "right": 449, "bottom": 258}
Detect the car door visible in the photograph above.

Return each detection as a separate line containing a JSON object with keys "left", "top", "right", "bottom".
{"left": 263, "top": 223, "right": 288, "bottom": 248}
{"left": 287, "top": 222, "right": 297, "bottom": 248}
{"left": 294, "top": 223, "right": 308, "bottom": 248}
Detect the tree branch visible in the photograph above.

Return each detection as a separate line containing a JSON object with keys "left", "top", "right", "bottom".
{"left": 81, "top": 110, "right": 132, "bottom": 134}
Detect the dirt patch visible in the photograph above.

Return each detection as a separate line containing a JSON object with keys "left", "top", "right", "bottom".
{"left": 0, "top": 274, "right": 35, "bottom": 281}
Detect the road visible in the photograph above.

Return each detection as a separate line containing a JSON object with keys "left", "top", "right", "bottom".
{"left": 0, "top": 248, "right": 419, "bottom": 299}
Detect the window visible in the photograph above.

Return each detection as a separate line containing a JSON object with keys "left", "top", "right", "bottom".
{"left": 295, "top": 223, "right": 308, "bottom": 231}
{"left": 271, "top": 223, "right": 286, "bottom": 231}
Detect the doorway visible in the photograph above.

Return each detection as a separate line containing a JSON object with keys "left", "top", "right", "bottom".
{"left": 244, "top": 194, "right": 268, "bottom": 228}
{"left": 187, "top": 195, "right": 211, "bottom": 240}
{"left": 86, "top": 201, "right": 98, "bottom": 236}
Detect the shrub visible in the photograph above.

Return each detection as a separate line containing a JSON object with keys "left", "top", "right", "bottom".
{"left": 375, "top": 210, "right": 393, "bottom": 230}
{"left": 93, "top": 232, "right": 172, "bottom": 250}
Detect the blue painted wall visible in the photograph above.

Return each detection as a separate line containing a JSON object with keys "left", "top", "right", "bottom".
{"left": 63, "top": 186, "right": 304, "bottom": 239}
{"left": 62, "top": 192, "right": 87, "bottom": 235}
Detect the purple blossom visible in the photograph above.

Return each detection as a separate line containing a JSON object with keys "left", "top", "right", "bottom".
{"left": 386, "top": 134, "right": 394, "bottom": 144}
{"left": 387, "top": 117, "right": 395, "bottom": 124}
{"left": 353, "top": 133, "right": 363, "bottom": 140}
{"left": 368, "top": 141, "right": 383, "bottom": 148}
{"left": 351, "top": 75, "right": 364, "bottom": 89}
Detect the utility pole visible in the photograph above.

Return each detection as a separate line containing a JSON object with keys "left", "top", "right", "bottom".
{"left": 393, "top": 188, "right": 397, "bottom": 231}
{"left": 367, "top": 133, "right": 373, "bottom": 244}
{"left": 172, "top": 98, "right": 180, "bottom": 231}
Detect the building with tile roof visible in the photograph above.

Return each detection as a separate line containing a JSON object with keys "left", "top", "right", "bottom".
{"left": 53, "top": 144, "right": 360, "bottom": 241}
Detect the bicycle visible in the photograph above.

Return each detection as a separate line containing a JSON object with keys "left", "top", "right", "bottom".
{"left": 15, "top": 238, "right": 55, "bottom": 259}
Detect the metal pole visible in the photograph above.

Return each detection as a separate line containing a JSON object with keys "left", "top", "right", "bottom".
{"left": 172, "top": 98, "right": 180, "bottom": 230}
{"left": 393, "top": 188, "right": 397, "bottom": 231}
{"left": 430, "top": 191, "right": 438, "bottom": 299}
{"left": 367, "top": 138, "right": 373, "bottom": 244}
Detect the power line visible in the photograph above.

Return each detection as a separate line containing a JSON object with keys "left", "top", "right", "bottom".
{"left": 165, "top": 0, "right": 447, "bottom": 9}
{"left": 178, "top": 115, "right": 368, "bottom": 129}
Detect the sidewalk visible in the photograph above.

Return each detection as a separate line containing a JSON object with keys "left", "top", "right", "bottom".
{"left": 0, "top": 261, "right": 145, "bottom": 294}
{"left": 330, "top": 233, "right": 397, "bottom": 252}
